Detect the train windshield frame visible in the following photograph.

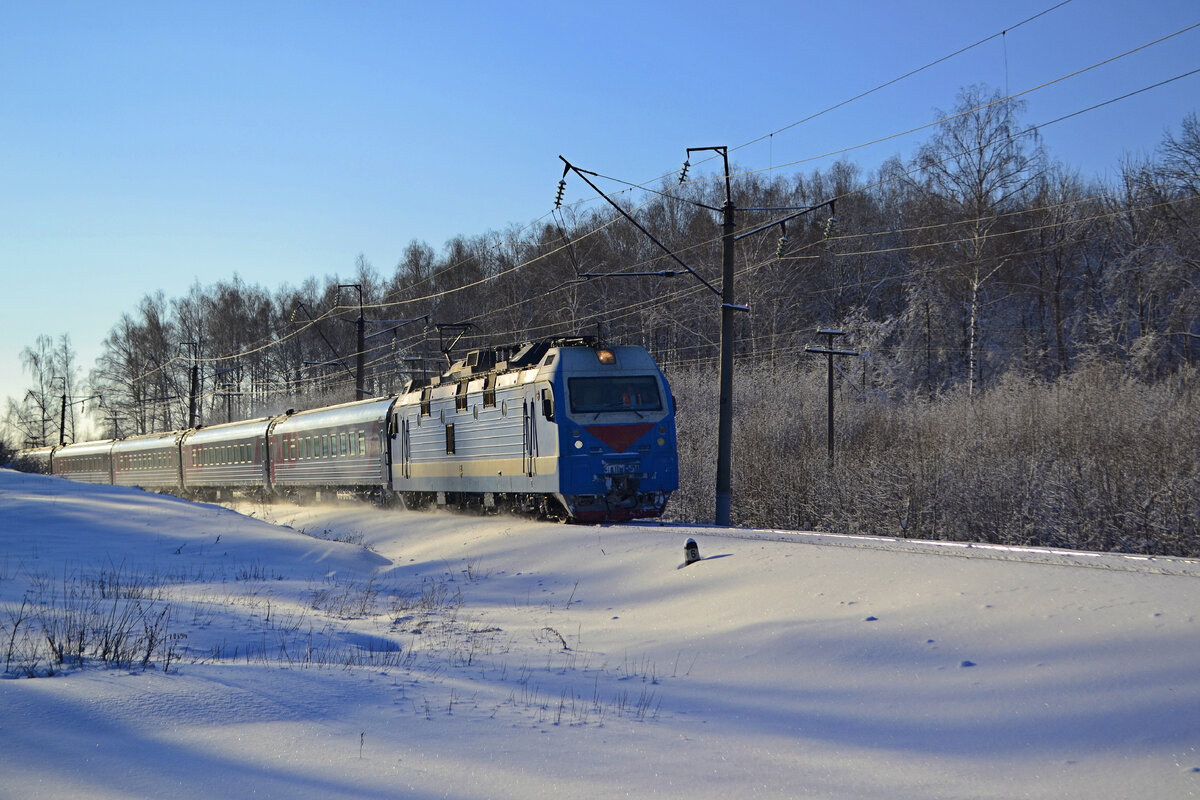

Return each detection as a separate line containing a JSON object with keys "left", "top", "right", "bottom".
{"left": 567, "top": 375, "right": 663, "bottom": 414}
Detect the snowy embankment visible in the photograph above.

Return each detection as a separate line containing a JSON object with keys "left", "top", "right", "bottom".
{"left": 2, "top": 469, "right": 1198, "bottom": 799}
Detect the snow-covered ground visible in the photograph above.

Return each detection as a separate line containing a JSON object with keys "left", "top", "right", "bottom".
{"left": 2, "top": 468, "right": 1199, "bottom": 799}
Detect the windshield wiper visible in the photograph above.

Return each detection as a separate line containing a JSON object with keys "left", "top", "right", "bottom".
{"left": 588, "top": 403, "right": 645, "bottom": 420}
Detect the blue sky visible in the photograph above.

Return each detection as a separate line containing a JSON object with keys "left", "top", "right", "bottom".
{"left": 2, "top": 0, "right": 1198, "bottom": 417}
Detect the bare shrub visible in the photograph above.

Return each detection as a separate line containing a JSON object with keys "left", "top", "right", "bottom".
{"left": 669, "top": 361, "right": 1200, "bottom": 556}
{"left": 3, "top": 567, "right": 183, "bottom": 677}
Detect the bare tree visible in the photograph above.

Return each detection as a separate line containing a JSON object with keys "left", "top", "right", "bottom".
{"left": 911, "top": 85, "right": 1041, "bottom": 396}
{"left": 1160, "top": 112, "right": 1200, "bottom": 195}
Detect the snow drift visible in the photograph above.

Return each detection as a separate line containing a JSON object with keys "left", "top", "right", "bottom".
{"left": 2, "top": 469, "right": 1198, "bottom": 798}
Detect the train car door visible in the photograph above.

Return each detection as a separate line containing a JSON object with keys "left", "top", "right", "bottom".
{"left": 522, "top": 399, "right": 538, "bottom": 477}
{"left": 384, "top": 412, "right": 398, "bottom": 489}
{"left": 394, "top": 412, "right": 410, "bottom": 480}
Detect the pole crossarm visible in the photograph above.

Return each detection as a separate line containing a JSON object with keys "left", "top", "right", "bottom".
{"left": 685, "top": 146, "right": 732, "bottom": 202}
{"left": 364, "top": 316, "right": 429, "bottom": 341}
{"left": 803, "top": 347, "right": 860, "bottom": 357}
{"left": 735, "top": 199, "right": 837, "bottom": 241}
{"left": 559, "top": 156, "right": 721, "bottom": 297}
{"left": 336, "top": 284, "right": 364, "bottom": 316}
{"left": 61, "top": 393, "right": 102, "bottom": 409}
{"left": 580, "top": 270, "right": 684, "bottom": 279}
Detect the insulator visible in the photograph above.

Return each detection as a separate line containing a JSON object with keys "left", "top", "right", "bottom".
{"left": 824, "top": 216, "right": 838, "bottom": 239}
{"left": 554, "top": 179, "right": 566, "bottom": 209}
{"left": 776, "top": 236, "right": 789, "bottom": 257}
{"left": 678, "top": 160, "right": 690, "bottom": 184}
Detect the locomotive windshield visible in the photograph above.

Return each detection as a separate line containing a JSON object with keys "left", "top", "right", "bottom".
{"left": 568, "top": 376, "right": 663, "bottom": 413}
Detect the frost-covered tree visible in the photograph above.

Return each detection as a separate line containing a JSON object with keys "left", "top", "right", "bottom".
{"left": 910, "top": 85, "right": 1041, "bottom": 396}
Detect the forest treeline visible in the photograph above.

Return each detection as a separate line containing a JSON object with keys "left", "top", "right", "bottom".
{"left": 5, "top": 88, "right": 1199, "bottom": 554}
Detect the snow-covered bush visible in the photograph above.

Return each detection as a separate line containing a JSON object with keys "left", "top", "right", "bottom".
{"left": 667, "top": 361, "right": 1200, "bottom": 556}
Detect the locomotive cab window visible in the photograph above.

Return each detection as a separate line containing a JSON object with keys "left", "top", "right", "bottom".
{"left": 568, "top": 376, "right": 663, "bottom": 413}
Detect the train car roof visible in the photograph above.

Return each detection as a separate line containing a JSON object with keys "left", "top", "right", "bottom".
{"left": 14, "top": 445, "right": 55, "bottom": 465}
{"left": 397, "top": 343, "right": 664, "bottom": 405}
{"left": 110, "top": 430, "right": 187, "bottom": 453}
{"left": 270, "top": 396, "right": 398, "bottom": 434}
{"left": 551, "top": 344, "right": 661, "bottom": 373}
{"left": 53, "top": 439, "right": 117, "bottom": 457}
{"left": 180, "top": 417, "right": 274, "bottom": 445}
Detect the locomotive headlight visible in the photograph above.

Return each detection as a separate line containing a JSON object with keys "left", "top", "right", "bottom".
{"left": 574, "top": 440, "right": 584, "bottom": 450}
{"left": 657, "top": 437, "right": 666, "bottom": 447}
{"left": 595, "top": 349, "right": 616, "bottom": 365}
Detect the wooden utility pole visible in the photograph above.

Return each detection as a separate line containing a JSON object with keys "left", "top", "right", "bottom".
{"left": 805, "top": 329, "right": 859, "bottom": 467}
{"left": 715, "top": 196, "right": 737, "bottom": 527}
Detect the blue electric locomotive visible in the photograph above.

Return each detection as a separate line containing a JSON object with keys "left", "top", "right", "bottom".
{"left": 393, "top": 337, "right": 678, "bottom": 521}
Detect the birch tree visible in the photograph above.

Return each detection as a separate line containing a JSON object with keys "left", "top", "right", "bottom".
{"left": 911, "top": 85, "right": 1040, "bottom": 396}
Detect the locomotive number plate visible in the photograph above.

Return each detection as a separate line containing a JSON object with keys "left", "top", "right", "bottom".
{"left": 602, "top": 459, "right": 641, "bottom": 475}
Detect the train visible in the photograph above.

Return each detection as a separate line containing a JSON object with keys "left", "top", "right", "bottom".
{"left": 15, "top": 337, "right": 679, "bottom": 523}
